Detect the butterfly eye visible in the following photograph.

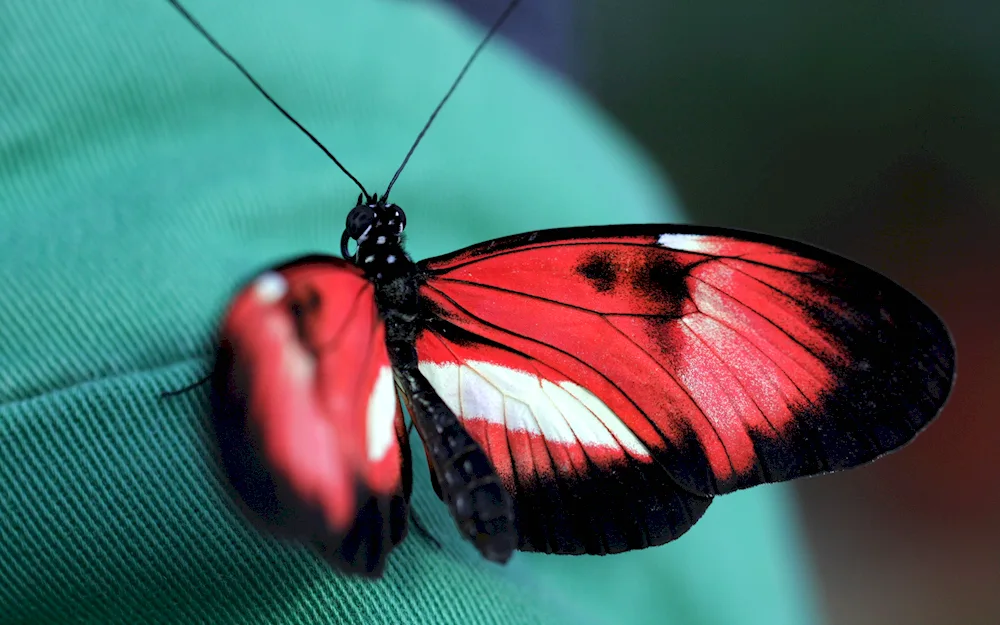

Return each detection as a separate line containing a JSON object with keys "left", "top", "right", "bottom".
{"left": 345, "top": 204, "right": 375, "bottom": 239}
{"left": 392, "top": 205, "right": 406, "bottom": 235}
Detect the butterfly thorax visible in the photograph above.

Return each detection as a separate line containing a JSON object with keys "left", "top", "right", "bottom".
{"left": 341, "top": 196, "right": 422, "bottom": 367}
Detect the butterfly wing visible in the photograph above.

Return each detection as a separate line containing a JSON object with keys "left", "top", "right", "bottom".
{"left": 414, "top": 225, "right": 954, "bottom": 554}
{"left": 211, "top": 255, "right": 411, "bottom": 577}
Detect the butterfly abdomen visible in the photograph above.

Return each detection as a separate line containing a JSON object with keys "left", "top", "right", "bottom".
{"left": 395, "top": 364, "right": 518, "bottom": 564}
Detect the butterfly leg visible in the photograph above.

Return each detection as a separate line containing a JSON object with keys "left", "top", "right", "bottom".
{"left": 395, "top": 366, "right": 518, "bottom": 564}
{"left": 159, "top": 371, "right": 212, "bottom": 398}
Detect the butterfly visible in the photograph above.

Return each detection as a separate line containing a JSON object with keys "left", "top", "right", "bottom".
{"left": 167, "top": 0, "right": 956, "bottom": 578}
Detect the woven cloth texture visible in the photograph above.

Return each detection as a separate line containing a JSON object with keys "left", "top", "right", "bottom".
{"left": 0, "top": 1, "right": 818, "bottom": 623}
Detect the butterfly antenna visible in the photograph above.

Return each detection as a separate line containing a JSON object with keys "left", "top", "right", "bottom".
{"left": 165, "top": 0, "right": 370, "bottom": 200}
{"left": 382, "top": 0, "right": 522, "bottom": 201}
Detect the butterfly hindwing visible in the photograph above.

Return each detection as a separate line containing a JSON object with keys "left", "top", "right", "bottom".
{"left": 211, "top": 256, "right": 411, "bottom": 576}
{"left": 413, "top": 324, "right": 713, "bottom": 554}
{"left": 414, "top": 224, "right": 954, "bottom": 553}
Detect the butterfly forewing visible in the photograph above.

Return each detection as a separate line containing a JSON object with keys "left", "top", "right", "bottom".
{"left": 211, "top": 256, "right": 412, "bottom": 576}
{"left": 413, "top": 224, "right": 954, "bottom": 552}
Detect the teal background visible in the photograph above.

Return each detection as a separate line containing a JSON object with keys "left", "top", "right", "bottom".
{"left": 1, "top": 1, "right": 817, "bottom": 623}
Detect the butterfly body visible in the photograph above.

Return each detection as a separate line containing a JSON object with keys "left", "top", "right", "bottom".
{"left": 358, "top": 196, "right": 517, "bottom": 562}
{"left": 355, "top": 198, "right": 520, "bottom": 564}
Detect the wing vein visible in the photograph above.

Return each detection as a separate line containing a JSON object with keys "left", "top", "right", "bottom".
{"left": 679, "top": 303, "right": 820, "bottom": 399}
{"left": 689, "top": 274, "right": 829, "bottom": 366}
{"left": 679, "top": 315, "right": 780, "bottom": 438}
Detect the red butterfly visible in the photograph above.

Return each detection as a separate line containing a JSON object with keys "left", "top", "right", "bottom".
{"left": 168, "top": 0, "right": 955, "bottom": 577}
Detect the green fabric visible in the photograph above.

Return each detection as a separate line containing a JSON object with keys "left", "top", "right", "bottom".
{"left": 0, "top": 1, "right": 819, "bottom": 624}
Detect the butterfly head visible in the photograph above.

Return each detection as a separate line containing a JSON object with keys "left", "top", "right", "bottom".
{"left": 341, "top": 193, "right": 408, "bottom": 267}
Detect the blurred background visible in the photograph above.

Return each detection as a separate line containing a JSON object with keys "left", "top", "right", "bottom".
{"left": 452, "top": 2, "right": 999, "bottom": 623}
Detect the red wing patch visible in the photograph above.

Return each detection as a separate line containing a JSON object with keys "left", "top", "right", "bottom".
{"left": 418, "top": 226, "right": 954, "bottom": 520}
{"left": 211, "top": 255, "right": 410, "bottom": 577}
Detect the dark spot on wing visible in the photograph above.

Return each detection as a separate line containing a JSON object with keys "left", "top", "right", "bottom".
{"left": 631, "top": 254, "right": 690, "bottom": 316}
{"left": 576, "top": 252, "right": 618, "bottom": 293}
{"left": 289, "top": 285, "right": 322, "bottom": 348}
